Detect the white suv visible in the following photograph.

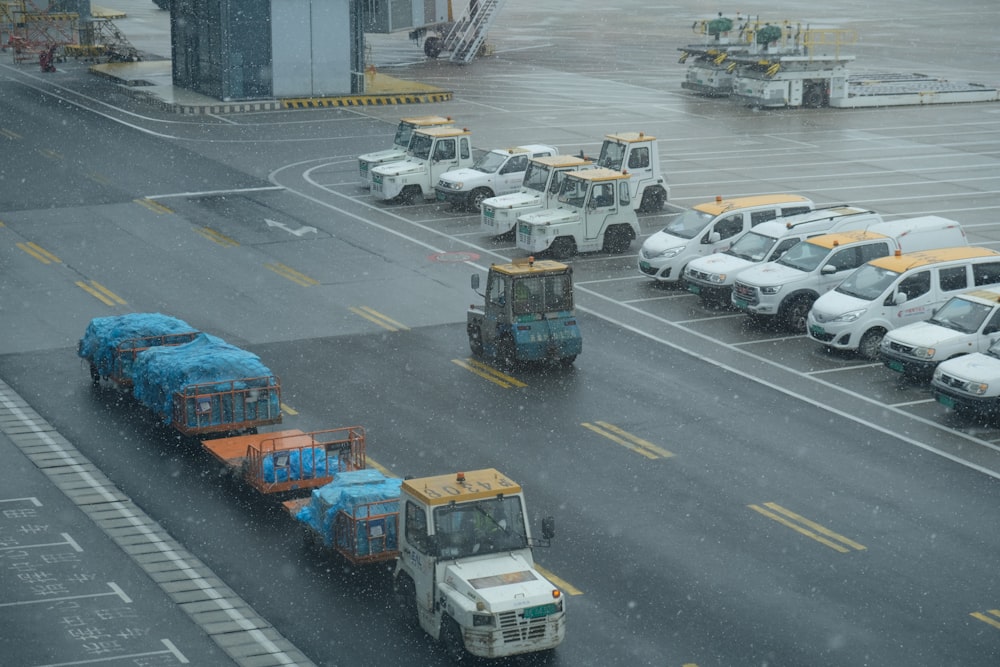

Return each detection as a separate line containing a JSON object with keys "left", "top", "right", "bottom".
{"left": 435, "top": 144, "right": 558, "bottom": 211}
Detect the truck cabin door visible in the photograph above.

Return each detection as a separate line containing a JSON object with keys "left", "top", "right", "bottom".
{"left": 483, "top": 272, "right": 511, "bottom": 346}
{"left": 498, "top": 154, "right": 529, "bottom": 195}
{"left": 586, "top": 182, "right": 617, "bottom": 240}
{"left": 885, "top": 270, "right": 932, "bottom": 323}
{"left": 624, "top": 144, "right": 653, "bottom": 195}
{"left": 821, "top": 242, "right": 890, "bottom": 293}
{"left": 431, "top": 137, "right": 463, "bottom": 181}
{"left": 703, "top": 213, "right": 744, "bottom": 255}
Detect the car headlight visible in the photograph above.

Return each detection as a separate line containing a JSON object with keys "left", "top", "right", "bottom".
{"left": 759, "top": 284, "right": 783, "bottom": 295}
{"left": 831, "top": 309, "right": 866, "bottom": 323}
{"left": 653, "top": 246, "right": 684, "bottom": 259}
{"left": 911, "top": 346, "right": 936, "bottom": 360}
{"left": 932, "top": 367, "right": 944, "bottom": 382}
{"left": 472, "top": 613, "right": 495, "bottom": 627}
{"left": 701, "top": 273, "right": 725, "bottom": 284}
{"left": 966, "top": 381, "right": 989, "bottom": 396}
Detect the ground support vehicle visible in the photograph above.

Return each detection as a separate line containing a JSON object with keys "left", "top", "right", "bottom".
{"left": 203, "top": 427, "right": 366, "bottom": 495}
{"left": 371, "top": 127, "right": 474, "bottom": 204}
{"left": 683, "top": 205, "right": 881, "bottom": 305}
{"left": 288, "top": 468, "right": 565, "bottom": 659}
{"left": 639, "top": 194, "right": 814, "bottom": 285}
{"left": 358, "top": 115, "right": 454, "bottom": 188}
{"left": 932, "top": 345, "right": 1000, "bottom": 419}
{"left": 435, "top": 144, "right": 558, "bottom": 211}
{"left": 81, "top": 315, "right": 283, "bottom": 438}
{"left": 517, "top": 168, "right": 640, "bottom": 259}
{"left": 467, "top": 257, "right": 582, "bottom": 367}
{"left": 881, "top": 287, "right": 1000, "bottom": 379}
{"left": 808, "top": 245, "right": 1000, "bottom": 358}
{"left": 732, "top": 216, "right": 967, "bottom": 333}
{"left": 683, "top": 23, "right": 1000, "bottom": 108}
{"left": 594, "top": 132, "right": 668, "bottom": 212}
{"left": 481, "top": 154, "right": 595, "bottom": 237}
{"left": 78, "top": 313, "right": 199, "bottom": 388}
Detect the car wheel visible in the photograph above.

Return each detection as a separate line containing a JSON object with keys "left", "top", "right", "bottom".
{"left": 394, "top": 574, "right": 418, "bottom": 626}
{"left": 496, "top": 336, "right": 517, "bottom": 371}
{"left": 399, "top": 185, "right": 421, "bottom": 204}
{"left": 440, "top": 616, "right": 466, "bottom": 661}
{"left": 468, "top": 188, "right": 493, "bottom": 212}
{"left": 857, "top": 328, "right": 885, "bottom": 360}
{"left": 639, "top": 186, "right": 666, "bottom": 212}
{"left": 782, "top": 296, "right": 814, "bottom": 333}
{"left": 602, "top": 225, "right": 633, "bottom": 254}
{"left": 423, "top": 36, "right": 443, "bottom": 58}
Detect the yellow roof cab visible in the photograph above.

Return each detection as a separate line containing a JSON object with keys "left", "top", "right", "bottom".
{"left": 694, "top": 193, "right": 812, "bottom": 216}
{"left": 961, "top": 286, "right": 1000, "bottom": 304}
{"left": 533, "top": 154, "right": 594, "bottom": 168}
{"left": 565, "top": 167, "right": 631, "bottom": 182}
{"left": 402, "top": 115, "right": 453, "bottom": 126}
{"left": 605, "top": 131, "right": 655, "bottom": 143}
{"left": 807, "top": 229, "right": 892, "bottom": 249}
{"left": 490, "top": 257, "right": 570, "bottom": 276}
{"left": 402, "top": 469, "right": 522, "bottom": 506}
{"left": 414, "top": 126, "right": 472, "bottom": 138}
{"left": 867, "top": 246, "right": 1000, "bottom": 272}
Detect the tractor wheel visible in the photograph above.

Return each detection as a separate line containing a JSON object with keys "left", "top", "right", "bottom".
{"left": 399, "top": 185, "right": 421, "bottom": 204}
{"left": 467, "top": 188, "right": 493, "bottom": 212}
{"left": 550, "top": 236, "right": 576, "bottom": 259}
{"left": 423, "top": 37, "right": 443, "bottom": 58}
{"left": 468, "top": 325, "right": 483, "bottom": 357}
{"left": 394, "top": 574, "right": 418, "bottom": 626}
{"left": 440, "top": 616, "right": 466, "bottom": 662}
{"left": 496, "top": 336, "right": 517, "bottom": 371}
{"left": 639, "top": 186, "right": 667, "bottom": 213}
{"left": 89, "top": 363, "right": 100, "bottom": 387}
{"left": 781, "top": 295, "right": 815, "bottom": 334}
{"left": 602, "top": 225, "right": 634, "bottom": 254}
{"left": 857, "top": 328, "right": 886, "bottom": 360}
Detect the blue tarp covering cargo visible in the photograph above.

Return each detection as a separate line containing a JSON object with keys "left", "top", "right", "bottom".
{"left": 78, "top": 313, "right": 197, "bottom": 382}
{"left": 263, "top": 448, "right": 337, "bottom": 483}
{"left": 296, "top": 470, "right": 402, "bottom": 557}
{"left": 131, "top": 333, "right": 280, "bottom": 428}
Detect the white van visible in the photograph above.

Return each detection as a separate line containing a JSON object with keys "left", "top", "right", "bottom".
{"left": 880, "top": 285, "right": 1000, "bottom": 377}
{"left": 684, "top": 206, "right": 882, "bottom": 305}
{"left": 732, "top": 216, "right": 967, "bottom": 333}
{"left": 808, "top": 246, "right": 1000, "bottom": 358}
{"left": 637, "top": 194, "right": 814, "bottom": 284}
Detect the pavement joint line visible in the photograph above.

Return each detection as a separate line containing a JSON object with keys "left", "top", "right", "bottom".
{"left": 0, "top": 379, "right": 316, "bottom": 667}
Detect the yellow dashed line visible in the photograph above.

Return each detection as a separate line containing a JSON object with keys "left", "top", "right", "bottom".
{"left": 349, "top": 306, "right": 409, "bottom": 332}
{"left": 748, "top": 502, "right": 865, "bottom": 553}
{"left": 75, "top": 280, "right": 126, "bottom": 306}
{"left": 265, "top": 262, "right": 318, "bottom": 286}
{"left": 135, "top": 198, "right": 173, "bottom": 214}
{"left": 195, "top": 227, "right": 239, "bottom": 247}
{"left": 17, "top": 242, "right": 60, "bottom": 264}
{"left": 451, "top": 358, "right": 527, "bottom": 389}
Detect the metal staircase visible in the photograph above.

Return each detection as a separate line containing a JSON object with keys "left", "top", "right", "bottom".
{"left": 441, "top": 0, "right": 506, "bottom": 64}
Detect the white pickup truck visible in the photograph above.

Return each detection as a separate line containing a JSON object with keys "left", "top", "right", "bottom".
{"left": 435, "top": 144, "right": 558, "bottom": 211}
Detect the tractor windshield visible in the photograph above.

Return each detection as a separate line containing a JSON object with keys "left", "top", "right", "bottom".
{"left": 434, "top": 496, "right": 528, "bottom": 559}
{"left": 597, "top": 140, "right": 625, "bottom": 170}
{"left": 393, "top": 122, "right": 417, "bottom": 150}
{"left": 523, "top": 162, "right": 552, "bottom": 193}
{"left": 409, "top": 133, "right": 434, "bottom": 160}
{"left": 557, "top": 176, "right": 589, "bottom": 208}
{"left": 511, "top": 272, "right": 574, "bottom": 315}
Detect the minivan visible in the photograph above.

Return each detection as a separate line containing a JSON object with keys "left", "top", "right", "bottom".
{"left": 807, "top": 245, "right": 1000, "bottom": 358}
{"left": 638, "top": 194, "right": 814, "bottom": 284}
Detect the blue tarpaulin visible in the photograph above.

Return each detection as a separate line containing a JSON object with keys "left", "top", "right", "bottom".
{"left": 78, "top": 313, "right": 196, "bottom": 378}
{"left": 296, "top": 470, "right": 402, "bottom": 554}
{"left": 263, "top": 448, "right": 337, "bottom": 483}
{"left": 131, "top": 333, "right": 278, "bottom": 425}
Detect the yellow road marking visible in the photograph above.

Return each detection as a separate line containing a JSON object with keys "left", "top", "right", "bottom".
{"left": 533, "top": 564, "right": 583, "bottom": 596}
{"left": 971, "top": 610, "right": 1000, "bottom": 630}
{"left": 17, "top": 242, "right": 60, "bottom": 264}
{"left": 1, "top": 128, "right": 21, "bottom": 139}
{"left": 134, "top": 198, "right": 173, "bottom": 214}
{"left": 195, "top": 227, "right": 239, "bottom": 247}
{"left": 581, "top": 422, "right": 671, "bottom": 459}
{"left": 748, "top": 502, "right": 865, "bottom": 553}
{"left": 84, "top": 172, "right": 111, "bottom": 186}
{"left": 279, "top": 404, "right": 298, "bottom": 416}
{"left": 451, "top": 358, "right": 527, "bottom": 389}
{"left": 38, "top": 148, "right": 63, "bottom": 160}
{"left": 75, "top": 280, "right": 126, "bottom": 306}
{"left": 265, "top": 262, "right": 318, "bottom": 286}
{"left": 349, "top": 306, "right": 410, "bottom": 332}
{"left": 365, "top": 456, "right": 392, "bottom": 478}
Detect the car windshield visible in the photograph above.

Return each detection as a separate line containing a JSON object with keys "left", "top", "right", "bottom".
{"left": 725, "top": 231, "right": 777, "bottom": 262}
{"left": 776, "top": 240, "right": 832, "bottom": 273}
{"left": 473, "top": 151, "right": 507, "bottom": 173}
{"left": 928, "top": 297, "right": 993, "bottom": 333}
{"left": 522, "top": 162, "right": 551, "bottom": 193}
{"left": 835, "top": 264, "right": 900, "bottom": 300}
{"left": 409, "top": 133, "right": 434, "bottom": 160}
{"left": 664, "top": 209, "right": 715, "bottom": 240}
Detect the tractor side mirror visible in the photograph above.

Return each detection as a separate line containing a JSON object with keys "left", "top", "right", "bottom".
{"left": 541, "top": 516, "right": 555, "bottom": 540}
{"left": 471, "top": 274, "right": 480, "bottom": 290}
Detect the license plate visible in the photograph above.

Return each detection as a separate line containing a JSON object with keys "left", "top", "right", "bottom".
{"left": 436, "top": 191, "right": 446, "bottom": 201}
{"left": 936, "top": 394, "right": 955, "bottom": 408}
{"left": 639, "top": 261, "right": 651, "bottom": 271}
{"left": 522, "top": 603, "right": 558, "bottom": 619}
{"left": 733, "top": 297, "right": 748, "bottom": 309}
{"left": 809, "top": 324, "right": 825, "bottom": 336}
{"left": 484, "top": 208, "right": 494, "bottom": 219}
{"left": 687, "top": 283, "right": 701, "bottom": 295}
{"left": 887, "top": 360, "right": 904, "bottom": 373}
